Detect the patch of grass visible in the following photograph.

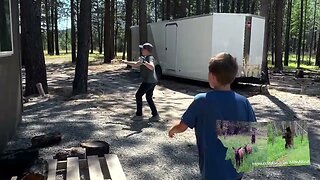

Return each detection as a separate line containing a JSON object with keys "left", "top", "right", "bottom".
{"left": 267, "top": 53, "right": 320, "bottom": 71}
{"left": 219, "top": 135, "right": 268, "bottom": 173}
{"left": 44, "top": 51, "right": 124, "bottom": 63}
{"left": 266, "top": 135, "right": 310, "bottom": 167}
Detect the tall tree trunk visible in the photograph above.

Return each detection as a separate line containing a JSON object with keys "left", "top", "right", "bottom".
{"left": 196, "top": 0, "right": 201, "bottom": 14}
{"left": 73, "top": 0, "right": 91, "bottom": 95}
{"left": 222, "top": 0, "right": 229, "bottom": 13}
{"left": 65, "top": 27, "right": 68, "bottom": 53}
{"left": 302, "top": 0, "right": 308, "bottom": 63}
{"left": 124, "top": 0, "right": 133, "bottom": 60}
{"left": 45, "top": 0, "right": 53, "bottom": 55}
{"left": 316, "top": 31, "right": 320, "bottom": 66}
{"left": 309, "top": 0, "right": 317, "bottom": 65}
{"left": 51, "top": 0, "right": 55, "bottom": 54}
{"left": 166, "top": 0, "right": 171, "bottom": 19}
{"left": 181, "top": 0, "right": 187, "bottom": 17}
{"left": 274, "top": 0, "right": 285, "bottom": 71}
{"left": 243, "top": 0, "right": 249, "bottom": 13}
{"left": 216, "top": 0, "right": 220, "bottom": 13}
{"left": 104, "top": 0, "right": 112, "bottom": 63}
{"left": 21, "top": 0, "right": 48, "bottom": 96}
{"left": 231, "top": 0, "right": 235, "bottom": 13}
{"left": 111, "top": 0, "right": 115, "bottom": 57}
{"left": 162, "top": 0, "right": 165, "bottom": 20}
{"left": 97, "top": 8, "right": 101, "bottom": 54}
{"left": 100, "top": 13, "right": 104, "bottom": 54}
{"left": 284, "top": 0, "right": 293, "bottom": 66}
{"left": 139, "top": 0, "right": 147, "bottom": 44}
{"left": 155, "top": 0, "right": 158, "bottom": 22}
{"left": 90, "top": 21, "right": 93, "bottom": 54}
{"left": 71, "top": 0, "right": 76, "bottom": 63}
{"left": 297, "top": 0, "right": 304, "bottom": 68}
{"left": 115, "top": 1, "right": 118, "bottom": 55}
{"left": 250, "top": 0, "right": 256, "bottom": 14}
{"left": 204, "top": 0, "right": 210, "bottom": 13}
{"left": 54, "top": 0, "right": 59, "bottom": 55}
{"left": 260, "top": 0, "right": 271, "bottom": 84}
{"left": 236, "top": 0, "right": 241, "bottom": 13}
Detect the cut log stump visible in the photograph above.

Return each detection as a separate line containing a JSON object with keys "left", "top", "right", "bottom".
{"left": 80, "top": 141, "right": 110, "bottom": 157}
{"left": 31, "top": 132, "right": 62, "bottom": 148}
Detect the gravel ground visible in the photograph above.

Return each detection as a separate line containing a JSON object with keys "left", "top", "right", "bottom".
{"left": 5, "top": 60, "right": 320, "bottom": 180}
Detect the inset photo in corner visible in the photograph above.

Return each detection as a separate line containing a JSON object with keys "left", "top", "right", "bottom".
{"left": 264, "top": 121, "right": 311, "bottom": 168}
{"left": 216, "top": 120, "right": 268, "bottom": 173}
{"left": 216, "top": 120, "right": 311, "bottom": 173}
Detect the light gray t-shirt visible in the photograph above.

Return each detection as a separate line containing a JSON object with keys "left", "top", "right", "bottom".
{"left": 140, "top": 55, "right": 158, "bottom": 83}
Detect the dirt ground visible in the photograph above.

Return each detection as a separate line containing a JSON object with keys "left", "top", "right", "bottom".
{"left": 6, "top": 59, "right": 320, "bottom": 179}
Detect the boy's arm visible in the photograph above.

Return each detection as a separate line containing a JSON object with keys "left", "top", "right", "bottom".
{"left": 168, "top": 121, "right": 188, "bottom": 138}
{"left": 142, "top": 60, "right": 154, "bottom": 71}
{"left": 122, "top": 60, "right": 142, "bottom": 67}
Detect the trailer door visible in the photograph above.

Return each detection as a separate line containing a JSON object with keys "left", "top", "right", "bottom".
{"left": 165, "top": 23, "right": 177, "bottom": 73}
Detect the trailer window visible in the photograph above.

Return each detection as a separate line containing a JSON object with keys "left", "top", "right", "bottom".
{"left": 0, "top": 0, "right": 13, "bottom": 53}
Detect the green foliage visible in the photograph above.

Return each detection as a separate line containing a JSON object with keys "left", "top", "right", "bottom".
{"left": 219, "top": 135, "right": 268, "bottom": 173}
{"left": 267, "top": 135, "right": 310, "bottom": 167}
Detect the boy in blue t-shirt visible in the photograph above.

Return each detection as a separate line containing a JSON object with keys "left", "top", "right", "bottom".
{"left": 168, "top": 52, "right": 256, "bottom": 180}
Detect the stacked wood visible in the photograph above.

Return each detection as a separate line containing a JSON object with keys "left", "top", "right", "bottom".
{"left": 53, "top": 147, "right": 86, "bottom": 161}
{"left": 31, "top": 132, "right": 62, "bottom": 148}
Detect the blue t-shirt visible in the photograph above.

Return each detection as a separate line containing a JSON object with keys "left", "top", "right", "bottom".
{"left": 181, "top": 90, "right": 256, "bottom": 180}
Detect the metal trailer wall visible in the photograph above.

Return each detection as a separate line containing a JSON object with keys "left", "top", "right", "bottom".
{"left": 0, "top": 0, "right": 22, "bottom": 152}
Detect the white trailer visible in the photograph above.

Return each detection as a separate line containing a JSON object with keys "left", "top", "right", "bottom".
{"left": 131, "top": 13, "right": 266, "bottom": 83}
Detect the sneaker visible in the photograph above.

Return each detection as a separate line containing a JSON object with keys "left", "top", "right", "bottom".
{"left": 149, "top": 114, "right": 161, "bottom": 122}
{"left": 131, "top": 115, "right": 143, "bottom": 121}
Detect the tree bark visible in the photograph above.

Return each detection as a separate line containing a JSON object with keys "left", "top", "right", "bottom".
{"left": 196, "top": 0, "right": 202, "bottom": 14}
{"left": 260, "top": 0, "right": 271, "bottom": 84}
{"left": 302, "top": 0, "right": 308, "bottom": 63}
{"left": 309, "top": 1, "right": 317, "bottom": 65}
{"left": 72, "top": 0, "right": 91, "bottom": 95}
{"left": 111, "top": 0, "right": 115, "bottom": 57}
{"left": 97, "top": 7, "right": 102, "bottom": 54}
{"left": 54, "top": 0, "right": 59, "bottom": 55}
{"left": 104, "top": 0, "right": 112, "bottom": 63}
{"left": 222, "top": 0, "right": 229, "bottom": 13}
{"left": 65, "top": 27, "right": 68, "bottom": 53}
{"left": 236, "top": 0, "right": 242, "bottom": 13}
{"left": 284, "top": 0, "right": 293, "bottom": 66}
{"left": 90, "top": 19, "right": 94, "bottom": 54}
{"left": 180, "top": 0, "right": 187, "bottom": 17}
{"left": 166, "top": 0, "right": 171, "bottom": 20}
{"left": 45, "top": 0, "right": 53, "bottom": 55}
{"left": 204, "top": 0, "right": 210, "bottom": 14}
{"left": 316, "top": 30, "right": 320, "bottom": 66}
{"left": 21, "top": 0, "right": 48, "bottom": 96}
{"left": 216, "top": 0, "right": 220, "bottom": 13}
{"left": 51, "top": 0, "right": 55, "bottom": 54}
{"left": 231, "top": 0, "right": 235, "bottom": 13}
{"left": 124, "top": 0, "right": 133, "bottom": 60}
{"left": 139, "top": 0, "right": 148, "bottom": 44}
{"left": 155, "top": 0, "right": 158, "bottom": 22}
{"left": 297, "top": 0, "right": 304, "bottom": 68}
{"left": 274, "top": 0, "right": 284, "bottom": 71}
{"left": 71, "top": 0, "right": 76, "bottom": 63}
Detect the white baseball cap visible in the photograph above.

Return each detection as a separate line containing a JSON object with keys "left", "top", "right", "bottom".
{"left": 139, "top": 42, "right": 153, "bottom": 49}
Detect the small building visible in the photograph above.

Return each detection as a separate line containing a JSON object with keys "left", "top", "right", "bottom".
{"left": 0, "top": 0, "right": 22, "bottom": 152}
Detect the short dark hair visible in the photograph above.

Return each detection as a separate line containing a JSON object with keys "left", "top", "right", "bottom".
{"left": 209, "top": 52, "right": 238, "bottom": 85}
